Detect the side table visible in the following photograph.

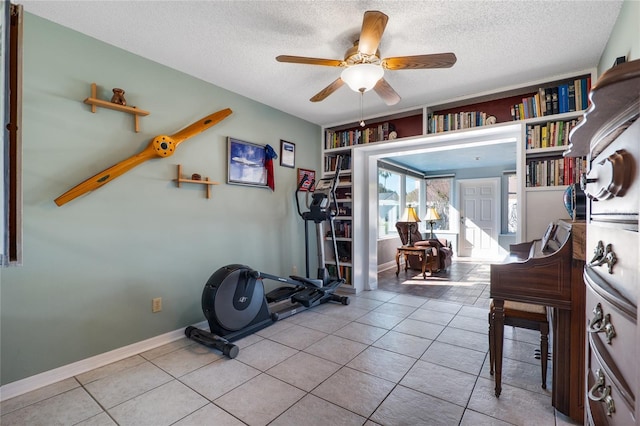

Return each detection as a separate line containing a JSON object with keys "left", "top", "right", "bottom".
{"left": 396, "top": 245, "right": 437, "bottom": 279}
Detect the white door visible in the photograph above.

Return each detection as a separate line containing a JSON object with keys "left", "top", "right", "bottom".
{"left": 458, "top": 178, "right": 501, "bottom": 259}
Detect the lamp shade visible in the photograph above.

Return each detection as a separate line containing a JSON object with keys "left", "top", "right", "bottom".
{"left": 341, "top": 64, "right": 384, "bottom": 92}
{"left": 399, "top": 206, "right": 421, "bottom": 223}
{"left": 423, "top": 207, "right": 441, "bottom": 221}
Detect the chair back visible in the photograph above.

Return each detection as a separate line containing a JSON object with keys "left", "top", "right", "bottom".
{"left": 395, "top": 222, "right": 423, "bottom": 246}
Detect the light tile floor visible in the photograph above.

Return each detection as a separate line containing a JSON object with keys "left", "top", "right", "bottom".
{"left": 1, "top": 261, "right": 581, "bottom": 425}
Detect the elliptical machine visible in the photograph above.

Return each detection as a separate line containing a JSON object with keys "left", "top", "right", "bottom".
{"left": 185, "top": 156, "right": 350, "bottom": 358}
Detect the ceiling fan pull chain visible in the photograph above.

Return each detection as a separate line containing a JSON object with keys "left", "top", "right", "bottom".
{"left": 359, "top": 89, "right": 366, "bottom": 127}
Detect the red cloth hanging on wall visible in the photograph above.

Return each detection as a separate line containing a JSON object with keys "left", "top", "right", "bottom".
{"left": 264, "top": 144, "right": 277, "bottom": 191}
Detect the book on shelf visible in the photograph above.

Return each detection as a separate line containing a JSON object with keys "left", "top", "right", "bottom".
{"left": 544, "top": 88, "right": 552, "bottom": 115}
{"left": 558, "top": 84, "right": 569, "bottom": 113}
{"left": 568, "top": 82, "right": 576, "bottom": 112}
{"left": 538, "top": 88, "right": 547, "bottom": 116}
{"left": 551, "top": 87, "right": 559, "bottom": 114}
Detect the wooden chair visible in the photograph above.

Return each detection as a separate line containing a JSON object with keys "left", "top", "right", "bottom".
{"left": 488, "top": 300, "right": 549, "bottom": 389}
{"left": 395, "top": 222, "right": 452, "bottom": 272}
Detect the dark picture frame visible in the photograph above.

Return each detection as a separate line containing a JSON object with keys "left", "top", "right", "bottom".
{"left": 280, "top": 140, "right": 295, "bottom": 168}
{"left": 297, "top": 168, "right": 315, "bottom": 192}
{"left": 227, "top": 137, "right": 268, "bottom": 188}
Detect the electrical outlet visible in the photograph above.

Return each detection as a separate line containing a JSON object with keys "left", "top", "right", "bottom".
{"left": 152, "top": 297, "right": 162, "bottom": 313}
{"left": 292, "top": 265, "right": 298, "bottom": 275}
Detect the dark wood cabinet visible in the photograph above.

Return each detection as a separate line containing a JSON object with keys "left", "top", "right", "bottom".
{"left": 568, "top": 58, "right": 640, "bottom": 426}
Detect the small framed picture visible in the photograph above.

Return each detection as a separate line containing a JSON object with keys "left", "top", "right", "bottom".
{"left": 297, "top": 168, "right": 315, "bottom": 191}
{"left": 280, "top": 140, "right": 295, "bottom": 168}
{"left": 227, "top": 137, "right": 268, "bottom": 188}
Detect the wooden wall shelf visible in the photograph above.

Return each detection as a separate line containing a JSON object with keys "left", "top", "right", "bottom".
{"left": 173, "top": 164, "right": 218, "bottom": 199}
{"left": 83, "top": 83, "right": 150, "bottom": 132}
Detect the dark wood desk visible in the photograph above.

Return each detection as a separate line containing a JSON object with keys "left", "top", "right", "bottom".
{"left": 396, "top": 245, "right": 437, "bottom": 279}
{"left": 490, "top": 220, "right": 585, "bottom": 422}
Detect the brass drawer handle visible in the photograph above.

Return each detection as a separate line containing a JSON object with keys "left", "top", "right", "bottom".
{"left": 588, "top": 369, "right": 616, "bottom": 416}
{"left": 589, "top": 241, "right": 617, "bottom": 274}
{"left": 589, "top": 240, "right": 605, "bottom": 264}
{"left": 582, "top": 149, "right": 633, "bottom": 201}
{"left": 588, "top": 303, "right": 617, "bottom": 344}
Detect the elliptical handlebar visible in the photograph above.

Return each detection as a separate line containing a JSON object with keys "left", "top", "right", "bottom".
{"left": 295, "top": 173, "right": 315, "bottom": 218}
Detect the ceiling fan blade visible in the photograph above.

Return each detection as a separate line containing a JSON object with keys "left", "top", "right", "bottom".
{"left": 276, "top": 55, "right": 344, "bottom": 67}
{"left": 374, "top": 79, "right": 401, "bottom": 106}
{"left": 358, "top": 11, "right": 388, "bottom": 56}
{"left": 382, "top": 53, "right": 457, "bottom": 70}
{"left": 310, "top": 78, "right": 345, "bottom": 102}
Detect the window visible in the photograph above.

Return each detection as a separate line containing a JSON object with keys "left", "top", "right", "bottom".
{"left": 378, "top": 169, "right": 401, "bottom": 237}
{"left": 378, "top": 164, "right": 427, "bottom": 238}
{"left": 425, "top": 177, "right": 452, "bottom": 231}
{"left": 405, "top": 176, "right": 420, "bottom": 209}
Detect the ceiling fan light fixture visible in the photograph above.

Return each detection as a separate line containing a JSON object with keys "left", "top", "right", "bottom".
{"left": 341, "top": 63, "right": 384, "bottom": 92}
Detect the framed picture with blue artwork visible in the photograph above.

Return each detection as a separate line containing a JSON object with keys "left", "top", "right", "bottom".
{"left": 227, "top": 137, "right": 268, "bottom": 187}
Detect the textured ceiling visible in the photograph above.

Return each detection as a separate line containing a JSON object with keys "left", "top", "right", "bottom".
{"left": 21, "top": 0, "right": 622, "bottom": 129}
{"left": 21, "top": 1, "right": 622, "bottom": 173}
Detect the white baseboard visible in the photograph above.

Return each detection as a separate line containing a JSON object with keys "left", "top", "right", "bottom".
{"left": 377, "top": 260, "right": 397, "bottom": 272}
{"left": 0, "top": 320, "right": 208, "bottom": 402}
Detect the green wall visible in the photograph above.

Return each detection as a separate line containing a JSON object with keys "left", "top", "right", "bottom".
{"left": 0, "top": 13, "right": 321, "bottom": 385}
{"left": 598, "top": 0, "right": 640, "bottom": 74}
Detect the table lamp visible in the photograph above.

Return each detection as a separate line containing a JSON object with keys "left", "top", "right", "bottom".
{"left": 398, "top": 206, "right": 421, "bottom": 246}
{"left": 423, "top": 207, "right": 441, "bottom": 239}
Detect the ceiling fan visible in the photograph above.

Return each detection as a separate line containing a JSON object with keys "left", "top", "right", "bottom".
{"left": 276, "top": 10, "right": 457, "bottom": 106}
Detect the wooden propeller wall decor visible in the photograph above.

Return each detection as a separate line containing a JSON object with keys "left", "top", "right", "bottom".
{"left": 54, "top": 108, "right": 233, "bottom": 206}
{"left": 276, "top": 10, "right": 456, "bottom": 105}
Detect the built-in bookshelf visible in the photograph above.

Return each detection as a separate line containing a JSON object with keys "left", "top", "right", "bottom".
{"left": 321, "top": 69, "right": 595, "bottom": 290}
{"left": 427, "top": 73, "right": 591, "bottom": 133}
{"left": 524, "top": 110, "right": 586, "bottom": 188}
{"left": 323, "top": 152, "right": 354, "bottom": 289}
{"left": 324, "top": 109, "right": 422, "bottom": 149}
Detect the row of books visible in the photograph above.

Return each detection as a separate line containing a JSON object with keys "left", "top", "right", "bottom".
{"left": 324, "top": 155, "right": 352, "bottom": 173}
{"left": 326, "top": 265, "right": 352, "bottom": 285}
{"left": 526, "top": 157, "right": 587, "bottom": 187}
{"left": 526, "top": 118, "right": 581, "bottom": 150}
{"left": 325, "top": 122, "right": 392, "bottom": 149}
{"left": 425, "top": 77, "right": 592, "bottom": 134}
{"left": 427, "top": 111, "right": 492, "bottom": 133}
{"left": 332, "top": 220, "right": 352, "bottom": 239}
{"left": 512, "top": 77, "right": 592, "bottom": 120}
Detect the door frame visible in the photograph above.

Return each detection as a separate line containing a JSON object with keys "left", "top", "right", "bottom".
{"left": 353, "top": 123, "right": 523, "bottom": 292}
